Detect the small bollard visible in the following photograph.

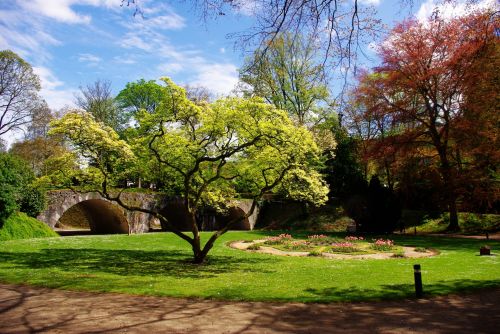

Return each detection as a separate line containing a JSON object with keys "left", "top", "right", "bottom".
{"left": 480, "top": 246, "right": 491, "bottom": 256}
{"left": 414, "top": 264, "right": 423, "bottom": 298}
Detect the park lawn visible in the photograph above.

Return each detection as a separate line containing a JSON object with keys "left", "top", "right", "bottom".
{"left": 0, "top": 231, "right": 498, "bottom": 303}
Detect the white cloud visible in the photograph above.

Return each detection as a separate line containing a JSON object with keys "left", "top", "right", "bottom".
{"left": 115, "top": 5, "right": 238, "bottom": 96}
{"left": 133, "top": 12, "right": 186, "bottom": 30}
{"left": 157, "top": 62, "right": 184, "bottom": 74}
{"left": 78, "top": 53, "right": 102, "bottom": 64}
{"left": 220, "top": 47, "right": 226, "bottom": 54}
{"left": 113, "top": 55, "right": 137, "bottom": 64}
{"left": 416, "top": 0, "right": 497, "bottom": 22}
{"left": 0, "top": 9, "right": 60, "bottom": 62}
{"left": 119, "top": 32, "right": 153, "bottom": 51}
{"left": 18, "top": 0, "right": 91, "bottom": 24}
{"left": 16, "top": 0, "right": 123, "bottom": 24}
{"left": 359, "top": 0, "right": 381, "bottom": 5}
{"left": 191, "top": 63, "right": 239, "bottom": 96}
{"left": 33, "top": 66, "right": 77, "bottom": 110}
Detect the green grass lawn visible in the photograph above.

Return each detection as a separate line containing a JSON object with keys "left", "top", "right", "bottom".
{"left": 0, "top": 231, "right": 498, "bottom": 302}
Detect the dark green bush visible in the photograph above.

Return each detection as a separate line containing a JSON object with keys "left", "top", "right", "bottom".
{"left": 19, "top": 186, "right": 46, "bottom": 217}
{"left": 0, "top": 153, "right": 35, "bottom": 225}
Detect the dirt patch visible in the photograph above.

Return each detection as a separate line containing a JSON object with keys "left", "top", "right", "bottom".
{"left": 1, "top": 283, "right": 499, "bottom": 333}
{"left": 230, "top": 240, "right": 438, "bottom": 259}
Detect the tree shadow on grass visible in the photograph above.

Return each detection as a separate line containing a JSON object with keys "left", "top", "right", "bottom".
{"left": 0, "top": 248, "right": 276, "bottom": 280}
{"left": 303, "top": 279, "right": 500, "bottom": 302}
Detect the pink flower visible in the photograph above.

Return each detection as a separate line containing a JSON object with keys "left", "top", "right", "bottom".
{"left": 345, "top": 236, "right": 365, "bottom": 241}
{"left": 332, "top": 242, "right": 355, "bottom": 248}
{"left": 308, "top": 234, "right": 328, "bottom": 239}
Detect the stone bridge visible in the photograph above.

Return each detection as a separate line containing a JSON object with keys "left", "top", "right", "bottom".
{"left": 37, "top": 190, "right": 259, "bottom": 234}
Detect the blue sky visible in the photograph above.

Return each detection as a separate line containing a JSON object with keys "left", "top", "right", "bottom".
{"left": 0, "top": 0, "right": 495, "bottom": 116}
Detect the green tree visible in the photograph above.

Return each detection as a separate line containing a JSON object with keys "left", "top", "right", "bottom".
{"left": 0, "top": 153, "right": 43, "bottom": 226}
{"left": 75, "top": 79, "right": 128, "bottom": 133}
{"left": 239, "top": 33, "right": 330, "bottom": 126}
{"left": 10, "top": 105, "right": 69, "bottom": 177}
{"left": 49, "top": 77, "right": 328, "bottom": 263}
{"left": 116, "top": 79, "right": 165, "bottom": 115}
{"left": 324, "top": 119, "right": 366, "bottom": 199}
{"left": 0, "top": 50, "right": 44, "bottom": 137}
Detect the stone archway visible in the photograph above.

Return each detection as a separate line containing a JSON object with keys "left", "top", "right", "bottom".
{"left": 38, "top": 190, "right": 162, "bottom": 234}
{"left": 57, "top": 199, "right": 129, "bottom": 234}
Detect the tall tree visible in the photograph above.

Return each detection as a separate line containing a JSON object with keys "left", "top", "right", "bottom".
{"left": 10, "top": 104, "right": 69, "bottom": 177}
{"left": 75, "top": 79, "right": 127, "bottom": 133}
{"left": 49, "top": 78, "right": 328, "bottom": 263}
{"left": 115, "top": 79, "right": 165, "bottom": 115}
{"left": 0, "top": 50, "right": 43, "bottom": 137}
{"left": 239, "top": 33, "right": 330, "bottom": 126}
{"left": 354, "top": 11, "right": 499, "bottom": 230}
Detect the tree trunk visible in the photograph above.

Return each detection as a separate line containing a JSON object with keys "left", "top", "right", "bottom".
{"left": 193, "top": 243, "right": 213, "bottom": 264}
{"left": 187, "top": 210, "right": 206, "bottom": 264}
{"left": 447, "top": 197, "right": 460, "bottom": 231}
{"left": 192, "top": 242, "right": 206, "bottom": 264}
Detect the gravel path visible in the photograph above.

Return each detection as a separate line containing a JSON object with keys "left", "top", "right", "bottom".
{"left": 1, "top": 283, "right": 499, "bottom": 333}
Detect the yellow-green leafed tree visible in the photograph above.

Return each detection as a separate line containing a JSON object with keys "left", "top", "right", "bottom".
{"left": 49, "top": 78, "right": 328, "bottom": 263}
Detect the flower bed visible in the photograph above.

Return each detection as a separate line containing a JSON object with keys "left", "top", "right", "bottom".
{"left": 261, "top": 234, "right": 402, "bottom": 255}
{"left": 371, "top": 239, "right": 395, "bottom": 251}
{"left": 330, "top": 242, "right": 359, "bottom": 253}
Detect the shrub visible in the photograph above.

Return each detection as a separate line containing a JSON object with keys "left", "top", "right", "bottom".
{"left": 0, "top": 212, "right": 59, "bottom": 241}
{"left": 0, "top": 153, "right": 33, "bottom": 224}
{"left": 391, "top": 250, "right": 406, "bottom": 258}
{"left": 461, "top": 213, "right": 485, "bottom": 234}
{"left": 308, "top": 249, "right": 323, "bottom": 257}
{"left": 247, "top": 243, "right": 261, "bottom": 251}
{"left": 19, "top": 186, "right": 46, "bottom": 217}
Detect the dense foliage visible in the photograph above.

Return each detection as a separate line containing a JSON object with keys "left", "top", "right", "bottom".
{"left": 0, "top": 153, "right": 42, "bottom": 225}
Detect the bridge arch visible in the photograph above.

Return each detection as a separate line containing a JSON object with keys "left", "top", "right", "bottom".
{"left": 38, "top": 190, "right": 161, "bottom": 234}
{"left": 57, "top": 199, "right": 129, "bottom": 234}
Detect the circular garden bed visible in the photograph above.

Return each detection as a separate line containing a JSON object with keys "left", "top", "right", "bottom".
{"left": 231, "top": 234, "right": 438, "bottom": 259}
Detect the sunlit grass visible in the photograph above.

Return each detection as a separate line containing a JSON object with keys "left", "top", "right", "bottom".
{"left": 0, "top": 231, "right": 498, "bottom": 302}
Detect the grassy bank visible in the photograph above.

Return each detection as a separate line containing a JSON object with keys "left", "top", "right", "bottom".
{"left": 0, "top": 212, "right": 59, "bottom": 241}
{"left": 401, "top": 211, "right": 500, "bottom": 234}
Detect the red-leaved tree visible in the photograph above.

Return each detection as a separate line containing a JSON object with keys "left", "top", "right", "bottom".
{"left": 354, "top": 11, "right": 499, "bottom": 230}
